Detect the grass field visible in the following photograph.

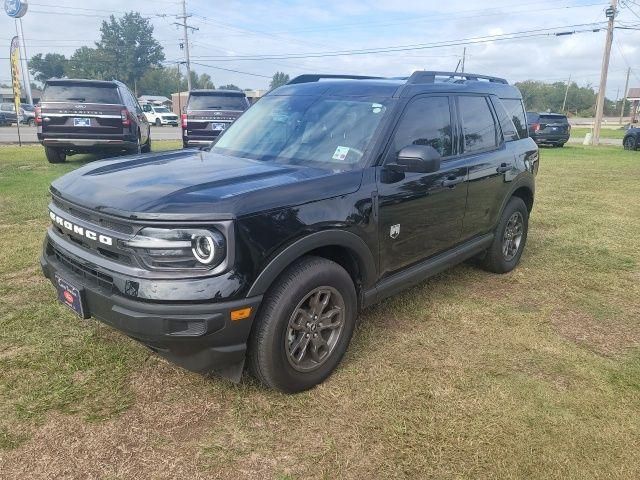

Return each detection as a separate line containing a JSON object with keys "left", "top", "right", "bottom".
{"left": 570, "top": 126, "right": 627, "bottom": 140}
{"left": 1, "top": 142, "right": 639, "bottom": 479}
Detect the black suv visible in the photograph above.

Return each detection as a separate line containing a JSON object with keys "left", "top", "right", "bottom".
{"left": 41, "top": 72, "right": 538, "bottom": 393}
{"left": 526, "top": 112, "right": 570, "bottom": 147}
{"left": 37, "top": 79, "right": 151, "bottom": 163}
{"left": 182, "top": 89, "right": 249, "bottom": 148}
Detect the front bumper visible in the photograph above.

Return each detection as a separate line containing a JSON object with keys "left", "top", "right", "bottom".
{"left": 40, "top": 235, "right": 262, "bottom": 381}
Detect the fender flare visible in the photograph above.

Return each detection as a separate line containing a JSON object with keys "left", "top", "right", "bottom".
{"left": 246, "top": 230, "right": 377, "bottom": 297}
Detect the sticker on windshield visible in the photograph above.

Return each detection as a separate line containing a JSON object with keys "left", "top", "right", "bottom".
{"left": 372, "top": 103, "right": 384, "bottom": 114}
{"left": 332, "top": 146, "right": 350, "bottom": 161}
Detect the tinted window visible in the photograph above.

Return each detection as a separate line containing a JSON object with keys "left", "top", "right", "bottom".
{"left": 501, "top": 99, "right": 528, "bottom": 138}
{"left": 42, "top": 84, "right": 121, "bottom": 104}
{"left": 491, "top": 98, "right": 519, "bottom": 142}
{"left": 458, "top": 96, "right": 498, "bottom": 154}
{"left": 390, "top": 96, "right": 453, "bottom": 158}
{"left": 188, "top": 94, "right": 248, "bottom": 110}
{"left": 539, "top": 114, "right": 568, "bottom": 124}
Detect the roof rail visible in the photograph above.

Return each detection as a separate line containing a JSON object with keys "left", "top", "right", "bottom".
{"left": 406, "top": 71, "right": 508, "bottom": 85}
{"left": 287, "top": 74, "right": 385, "bottom": 85}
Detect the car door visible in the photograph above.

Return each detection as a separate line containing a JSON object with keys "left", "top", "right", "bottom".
{"left": 376, "top": 95, "right": 469, "bottom": 277}
{"left": 457, "top": 95, "right": 515, "bottom": 239}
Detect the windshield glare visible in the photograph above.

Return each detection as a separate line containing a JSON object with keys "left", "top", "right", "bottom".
{"left": 212, "top": 96, "right": 388, "bottom": 169}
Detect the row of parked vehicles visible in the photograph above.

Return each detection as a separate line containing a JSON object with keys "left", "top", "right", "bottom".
{"left": 0, "top": 102, "right": 36, "bottom": 126}
{"left": 22, "top": 78, "right": 249, "bottom": 162}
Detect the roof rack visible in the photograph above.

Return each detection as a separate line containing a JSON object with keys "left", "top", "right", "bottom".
{"left": 405, "top": 71, "right": 508, "bottom": 85}
{"left": 287, "top": 74, "right": 385, "bottom": 85}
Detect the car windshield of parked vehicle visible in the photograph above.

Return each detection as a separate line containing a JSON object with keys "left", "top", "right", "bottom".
{"left": 154, "top": 107, "right": 171, "bottom": 113}
{"left": 42, "top": 85, "right": 121, "bottom": 104}
{"left": 188, "top": 94, "right": 247, "bottom": 110}
{"left": 212, "top": 95, "right": 389, "bottom": 169}
{"left": 21, "top": 104, "right": 35, "bottom": 112}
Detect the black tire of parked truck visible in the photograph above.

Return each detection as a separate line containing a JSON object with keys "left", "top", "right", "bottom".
{"left": 480, "top": 196, "right": 529, "bottom": 274}
{"left": 248, "top": 256, "right": 357, "bottom": 393}
{"left": 45, "top": 146, "right": 66, "bottom": 164}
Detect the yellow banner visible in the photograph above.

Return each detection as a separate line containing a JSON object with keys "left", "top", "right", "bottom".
{"left": 10, "top": 36, "right": 21, "bottom": 115}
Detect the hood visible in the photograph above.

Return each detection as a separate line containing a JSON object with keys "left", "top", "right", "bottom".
{"left": 51, "top": 150, "right": 363, "bottom": 220}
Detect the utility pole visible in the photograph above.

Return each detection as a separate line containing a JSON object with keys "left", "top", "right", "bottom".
{"left": 619, "top": 67, "right": 630, "bottom": 125}
{"left": 175, "top": 0, "right": 198, "bottom": 92}
{"left": 592, "top": 0, "right": 618, "bottom": 145}
{"left": 461, "top": 47, "right": 466, "bottom": 73}
{"left": 562, "top": 74, "right": 571, "bottom": 112}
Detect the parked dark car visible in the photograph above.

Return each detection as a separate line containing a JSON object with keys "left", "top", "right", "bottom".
{"left": 41, "top": 72, "right": 538, "bottom": 393}
{"left": 622, "top": 127, "right": 640, "bottom": 150}
{"left": 37, "top": 79, "right": 151, "bottom": 163}
{"left": 0, "top": 103, "right": 18, "bottom": 125}
{"left": 0, "top": 111, "right": 8, "bottom": 126}
{"left": 526, "top": 112, "right": 570, "bottom": 147}
{"left": 182, "top": 89, "right": 250, "bottom": 148}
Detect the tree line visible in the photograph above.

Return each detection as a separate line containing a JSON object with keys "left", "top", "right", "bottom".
{"left": 27, "top": 11, "right": 290, "bottom": 97}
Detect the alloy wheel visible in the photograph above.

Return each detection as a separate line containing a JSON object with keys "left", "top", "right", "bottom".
{"left": 502, "top": 212, "right": 524, "bottom": 261}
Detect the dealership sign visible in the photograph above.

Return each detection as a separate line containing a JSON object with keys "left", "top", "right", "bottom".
{"left": 4, "top": 0, "right": 28, "bottom": 18}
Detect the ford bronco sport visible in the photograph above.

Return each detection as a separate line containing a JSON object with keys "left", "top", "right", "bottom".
{"left": 37, "top": 79, "right": 151, "bottom": 163}
{"left": 41, "top": 72, "right": 538, "bottom": 393}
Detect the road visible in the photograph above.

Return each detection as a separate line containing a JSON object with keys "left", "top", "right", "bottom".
{"left": 0, "top": 125, "right": 181, "bottom": 144}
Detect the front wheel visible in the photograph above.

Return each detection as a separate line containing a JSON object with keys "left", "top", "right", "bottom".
{"left": 623, "top": 135, "right": 637, "bottom": 150}
{"left": 155, "top": 118, "right": 161, "bottom": 127}
{"left": 480, "top": 196, "right": 529, "bottom": 274}
{"left": 248, "top": 256, "right": 357, "bottom": 393}
{"left": 44, "top": 146, "right": 66, "bottom": 164}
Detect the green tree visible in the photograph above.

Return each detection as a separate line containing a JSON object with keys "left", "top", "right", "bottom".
{"left": 28, "top": 53, "right": 68, "bottom": 83}
{"left": 219, "top": 84, "right": 241, "bottom": 91}
{"left": 269, "top": 71, "right": 290, "bottom": 90}
{"left": 95, "top": 12, "right": 165, "bottom": 91}
{"left": 66, "top": 47, "right": 112, "bottom": 80}
{"left": 138, "top": 66, "right": 183, "bottom": 97}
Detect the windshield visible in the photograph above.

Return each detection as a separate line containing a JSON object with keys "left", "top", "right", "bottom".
{"left": 154, "top": 107, "right": 171, "bottom": 113}
{"left": 212, "top": 95, "right": 389, "bottom": 169}
{"left": 43, "top": 85, "right": 120, "bottom": 104}
{"left": 21, "top": 104, "right": 35, "bottom": 111}
{"left": 188, "top": 94, "right": 248, "bottom": 110}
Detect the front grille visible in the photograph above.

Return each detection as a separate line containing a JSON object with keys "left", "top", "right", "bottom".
{"left": 48, "top": 242, "right": 114, "bottom": 291}
{"left": 52, "top": 197, "right": 133, "bottom": 234}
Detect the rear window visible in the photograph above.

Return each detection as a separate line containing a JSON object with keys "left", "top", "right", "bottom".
{"left": 539, "top": 114, "right": 568, "bottom": 124}
{"left": 188, "top": 94, "right": 248, "bottom": 110}
{"left": 42, "top": 84, "right": 121, "bottom": 104}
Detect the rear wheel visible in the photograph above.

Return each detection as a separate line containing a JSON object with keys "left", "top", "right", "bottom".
{"left": 27, "top": 118, "right": 35, "bottom": 127}
{"left": 480, "top": 196, "right": 528, "bottom": 274}
{"left": 44, "top": 146, "right": 66, "bottom": 164}
{"left": 623, "top": 135, "right": 637, "bottom": 150}
{"left": 249, "top": 256, "right": 357, "bottom": 393}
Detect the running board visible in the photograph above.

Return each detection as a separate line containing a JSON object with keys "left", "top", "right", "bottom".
{"left": 362, "top": 233, "right": 494, "bottom": 308}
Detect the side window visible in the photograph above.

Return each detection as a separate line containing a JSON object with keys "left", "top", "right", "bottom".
{"left": 389, "top": 96, "right": 453, "bottom": 160}
{"left": 501, "top": 98, "right": 528, "bottom": 139}
{"left": 142, "top": 104, "right": 151, "bottom": 113}
{"left": 491, "top": 97, "right": 519, "bottom": 142}
{"left": 458, "top": 96, "right": 498, "bottom": 154}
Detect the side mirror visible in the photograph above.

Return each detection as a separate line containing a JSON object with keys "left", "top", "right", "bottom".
{"left": 390, "top": 145, "right": 441, "bottom": 173}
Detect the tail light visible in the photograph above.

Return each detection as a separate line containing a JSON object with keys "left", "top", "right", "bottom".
{"left": 181, "top": 113, "right": 188, "bottom": 128}
{"left": 532, "top": 123, "right": 540, "bottom": 133}
{"left": 121, "top": 109, "right": 131, "bottom": 127}
{"left": 35, "top": 106, "right": 42, "bottom": 125}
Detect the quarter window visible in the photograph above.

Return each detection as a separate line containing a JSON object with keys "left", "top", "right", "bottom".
{"left": 390, "top": 96, "right": 453, "bottom": 158}
{"left": 458, "top": 96, "right": 498, "bottom": 154}
{"left": 502, "top": 98, "right": 528, "bottom": 139}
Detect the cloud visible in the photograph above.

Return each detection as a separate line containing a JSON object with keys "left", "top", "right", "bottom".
{"left": 1, "top": 0, "right": 639, "bottom": 98}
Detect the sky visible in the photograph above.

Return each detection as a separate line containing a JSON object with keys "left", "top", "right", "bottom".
{"left": 1, "top": 0, "right": 640, "bottom": 99}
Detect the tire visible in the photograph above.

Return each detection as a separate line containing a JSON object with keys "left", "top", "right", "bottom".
{"left": 248, "top": 256, "right": 357, "bottom": 393}
{"left": 155, "top": 118, "right": 161, "bottom": 127}
{"left": 480, "top": 196, "right": 529, "bottom": 274}
{"left": 44, "top": 146, "right": 66, "bottom": 164}
{"left": 141, "top": 134, "right": 151, "bottom": 153}
{"left": 28, "top": 118, "right": 35, "bottom": 127}
{"left": 623, "top": 135, "right": 637, "bottom": 150}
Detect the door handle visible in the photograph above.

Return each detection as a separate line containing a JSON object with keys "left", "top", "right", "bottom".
{"left": 496, "top": 163, "right": 512, "bottom": 173}
{"left": 441, "top": 175, "right": 463, "bottom": 188}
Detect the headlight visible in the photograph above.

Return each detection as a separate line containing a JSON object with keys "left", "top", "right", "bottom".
{"left": 122, "top": 227, "right": 226, "bottom": 270}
